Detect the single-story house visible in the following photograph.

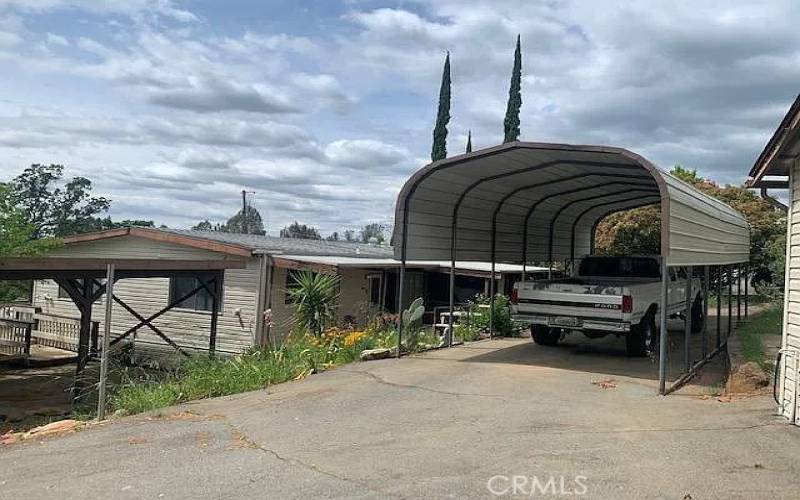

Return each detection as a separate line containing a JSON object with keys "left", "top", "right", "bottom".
{"left": 31, "top": 227, "right": 540, "bottom": 356}
{"left": 747, "top": 94, "right": 799, "bottom": 424}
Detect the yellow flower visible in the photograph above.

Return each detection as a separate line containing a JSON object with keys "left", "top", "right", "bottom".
{"left": 343, "top": 331, "right": 365, "bottom": 347}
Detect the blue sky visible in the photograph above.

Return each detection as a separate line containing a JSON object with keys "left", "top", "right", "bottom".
{"left": 1, "top": 0, "right": 799, "bottom": 235}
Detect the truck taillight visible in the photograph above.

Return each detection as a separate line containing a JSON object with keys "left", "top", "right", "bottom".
{"left": 511, "top": 287, "right": 519, "bottom": 304}
{"left": 622, "top": 295, "right": 633, "bottom": 313}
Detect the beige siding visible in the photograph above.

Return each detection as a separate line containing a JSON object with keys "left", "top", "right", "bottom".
{"left": 264, "top": 266, "right": 373, "bottom": 344}
{"left": 48, "top": 234, "right": 236, "bottom": 260}
{"left": 337, "top": 267, "right": 372, "bottom": 325}
{"left": 33, "top": 258, "right": 379, "bottom": 354}
{"left": 32, "top": 258, "right": 262, "bottom": 355}
{"left": 782, "top": 160, "right": 800, "bottom": 421}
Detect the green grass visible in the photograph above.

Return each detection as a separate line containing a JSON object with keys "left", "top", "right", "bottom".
{"left": 108, "top": 329, "right": 389, "bottom": 416}
{"left": 736, "top": 302, "right": 782, "bottom": 372}
{"left": 107, "top": 319, "right": 482, "bottom": 417}
{"left": 707, "top": 294, "right": 772, "bottom": 308}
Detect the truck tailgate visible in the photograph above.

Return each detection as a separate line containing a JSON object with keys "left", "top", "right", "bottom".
{"left": 515, "top": 283, "right": 625, "bottom": 324}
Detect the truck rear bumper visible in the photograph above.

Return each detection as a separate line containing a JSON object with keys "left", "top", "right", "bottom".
{"left": 513, "top": 314, "right": 631, "bottom": 334}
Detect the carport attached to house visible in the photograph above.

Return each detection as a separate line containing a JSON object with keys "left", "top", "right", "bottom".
{"left": 391, "top": 142, "right": 751, "bottom": 394}
{"left": 0, "top": 228, "right": 250, "bottom": 396}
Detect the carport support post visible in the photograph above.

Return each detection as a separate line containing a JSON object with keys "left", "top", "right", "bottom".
{"left": 702, "top": 266, "right": 709, "bottom": 358}
{"left": 727, "top": 265, "right": 733, "bottom": 339}
{"left": 658, "top": 261, "right": 669, "bottom": 395}
{"left": 716, "top": 266, "right": 722, "bottom": 348}
{"left": 684, "top": 266, "right": 693, "bottom": 372}
{"left": 448, "top": 262, "right": 455, "bottom": 347}
{"left": 396, "top": 260, "right": 406, "bottom": 358}
{"left": 736, "top": 263, "right": 742, "bottom": 324}
{"left": 744, "top": 263, "right": 749, "bottom": 318}
{"left": 96, "top": 264, "right": 115, "bottom": 420}
{"left": 489, "top": 261, "right": 495, "bottom": 338}
{"left": 489, "top": 219, "right": 497, "bottom": 339}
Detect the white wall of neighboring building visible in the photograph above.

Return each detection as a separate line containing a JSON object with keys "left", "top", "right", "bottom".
{"left": 780, "top": 159, "right": 800, "bottom": 422}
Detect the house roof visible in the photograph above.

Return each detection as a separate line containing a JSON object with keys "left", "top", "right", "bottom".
{"left": 61, "top": 227, "right": 253, "bottom": 257}
{"left": 748, "top": 94, "right": 800, "bottom": 188}
{"left": 60, "top": 226, "right": 394, "bottom": 258}
{"left": 162, "top": 229, "right": 395, "bottom": 258}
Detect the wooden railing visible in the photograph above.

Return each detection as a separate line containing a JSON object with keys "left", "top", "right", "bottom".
{"left": 0, "top": 306, "right": 34, "bottom": 360}
{"left": 33, "top": 313, "right": 85, "bottom": 352}
{"left": 0, "top": 305, "right": 98, "bottom": 359}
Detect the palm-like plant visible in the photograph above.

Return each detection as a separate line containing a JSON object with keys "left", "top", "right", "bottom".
{"left": 286, "top": 271, "right": 341, "bottom": 336}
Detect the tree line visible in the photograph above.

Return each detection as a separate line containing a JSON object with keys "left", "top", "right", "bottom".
{"left": 192, "top": 214, "right": 388, "bottom": 245}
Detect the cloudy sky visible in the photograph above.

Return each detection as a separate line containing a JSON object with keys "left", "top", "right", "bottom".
{"left": 1, "top": 1, "right": 798, "bottom": 235}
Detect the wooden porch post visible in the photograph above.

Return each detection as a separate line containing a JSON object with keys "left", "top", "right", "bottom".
{"left": 76, "top": 279, "right": 93, "bottom": 376}
{"left": 209, "top": 273, "right": 220, "bottom": 356}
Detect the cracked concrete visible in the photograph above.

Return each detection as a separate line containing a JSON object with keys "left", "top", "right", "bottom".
{"left": 2, "top": 336, "right": 800, "bottom": 499}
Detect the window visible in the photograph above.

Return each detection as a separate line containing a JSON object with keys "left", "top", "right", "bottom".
{"left": 367, "top": 274, "right": 382, "bottom": 305}
{"left": 57, "top": 279, "right": 103, "bottom": 299}
{"left": 169, "top": 277, "right": 217, "bottom": 312}
{"left": 578, "top": 257, "right": 661, "bottom": 279}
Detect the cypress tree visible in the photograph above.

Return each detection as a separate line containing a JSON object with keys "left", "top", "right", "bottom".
{"left": 431, "top": 52, "right": 451, "bottom": 161}
{"left": 503, "top": 35, "right": 522, "bottom": 143}
{"left": 466, "top": 130, "right": 472, "bottom": 153}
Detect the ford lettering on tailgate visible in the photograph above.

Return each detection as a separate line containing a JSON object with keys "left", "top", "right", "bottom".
{"left": 594, "top": 303, "right": 621, "bottom": 309}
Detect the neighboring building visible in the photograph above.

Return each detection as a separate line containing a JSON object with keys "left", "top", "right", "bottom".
{"left": 32, "top": 227, "right": 534, "bottom": 356}
{"left": 747, "top": 94, "right": 800, "bottom": 424}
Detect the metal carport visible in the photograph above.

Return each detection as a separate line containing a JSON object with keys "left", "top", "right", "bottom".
{"left": 391, "top": 142, "right": 751, "bottom": 394}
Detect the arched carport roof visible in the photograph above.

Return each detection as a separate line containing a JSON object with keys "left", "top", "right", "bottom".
{"left": 392, "top": 142, "right": 749, "bottom": 267}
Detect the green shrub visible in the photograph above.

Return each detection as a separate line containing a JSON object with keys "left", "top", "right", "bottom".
{"left": 286, "top": 271, "right": 340, "bottom": 336}
{"left": 467, "top": 293, "right": 513, "bottom": 336}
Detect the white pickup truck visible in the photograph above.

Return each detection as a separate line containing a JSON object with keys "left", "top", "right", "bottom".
{"left": 511, "top": 256, "right": 703, "bottom": 356}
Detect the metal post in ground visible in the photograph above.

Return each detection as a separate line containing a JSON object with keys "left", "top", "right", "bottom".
{"left": 448, "top": 261, "right": 455, "bottom": 347}
{"left": 744, "top": 263, "right": 749, "bottom": 318}
{"left": 716, "top": 265, "right": 722, "bottom": 348}
{"left": 489, "top": 260, "right": 495, "bottom": 339}
{"left": 489, "top": 219, "right": 497, "bottom": 339}
{"left": 727, "top": 265, "right": 733, "bottom": 339}
{"left": 396, "top": 261, "right": 405, "bottom": 359}
{"left": 684, "top": 266, "right": 693, "bottom": 372}
{"left": 658, "top": 260, "right": 669, "bottom": 395}
{"left": 96, "top": 263, "right": 115, "bottom": 420}
{"left": 737, "top": 263, "right": 742, "bottom": 324}
{"left": 702, "top": 266, "right": 709, "bottom": 358}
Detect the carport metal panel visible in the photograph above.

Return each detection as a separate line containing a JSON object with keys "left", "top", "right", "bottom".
{"left": 390, "top": 142, "right": 750, "bottom": 394}
{"left": 392, "top": 142, "right": 749, "bottom": 266}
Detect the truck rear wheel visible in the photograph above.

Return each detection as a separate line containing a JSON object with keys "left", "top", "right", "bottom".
{"left": 531, "top": 325, "right": 561, "bottom": 346}
{"left": 626, "top": 313, "right": 657, "bottom": 357}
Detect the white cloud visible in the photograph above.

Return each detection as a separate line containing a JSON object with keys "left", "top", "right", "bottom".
{"left": 325, "top": 139, "right": 411, "bottom": 171}
{"left": 0, "top": 0, "right": 199, "bottom": 23}
{"left": 2, "top": 0, "right": 800, "bottom": 234}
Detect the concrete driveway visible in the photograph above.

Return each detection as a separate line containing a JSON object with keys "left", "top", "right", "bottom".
{"left": 2, "top": 336, "right": 799, "bottom": 499}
